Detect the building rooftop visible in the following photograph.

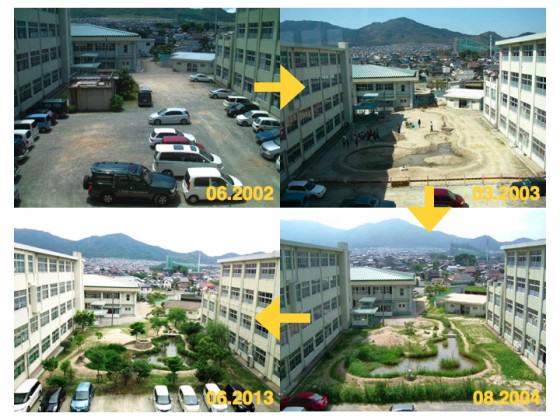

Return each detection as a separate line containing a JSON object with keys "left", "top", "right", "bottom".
{"left": 440, "top": 293, "right": 486, "bottom": 306}
{"left": 350, "top": 266, "right": 415, "bottom": 282}
{"left": 352, "top": 64, "right": 417, "bottom": 80}
{"left": 84, "top": 274, "right": 140, "bottom": 289}
{"left": 218, "top": 251, "right": 280, "bottom": 264}
{"left": 280, "top": 239, "right": 348, "bottom": 253}
{"left": 501, "top": 239, "right": 546, "bottom": 250}
{"left": 71, "top": 23, "right": 140, "bottom": 38}
{"left": 444, "top": 88, "right": 484, "bottom": 100}
{"left": 14, "top": 242, "right": 80, "bottom": 260}
{"left": 496, "top": 32, "right": 546, "bottom": 46}
{"left": 171, "top": 52, "right": 216, "bottom": 62}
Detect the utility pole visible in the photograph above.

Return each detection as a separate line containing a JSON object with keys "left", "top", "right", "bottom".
{"left": 111, "top": 294, "right": 115, "bottom": 326}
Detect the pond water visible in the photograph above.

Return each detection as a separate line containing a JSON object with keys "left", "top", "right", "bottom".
{"left": 371, "top": 336, "right": 476, "bottom": 375}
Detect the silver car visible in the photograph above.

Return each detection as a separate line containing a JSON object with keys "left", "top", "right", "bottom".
{"left": 149, "top": 108, "right": 191, "bottom": 125}
{"left": 260, "top": 138, "right": 280, "bottom": 160}
{"left": 208, "top": 88, "right": 232, "bottom": 99}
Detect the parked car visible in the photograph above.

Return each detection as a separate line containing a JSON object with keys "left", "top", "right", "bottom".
{"left": 30, "top": 108, "right": 57, "bottom": 125}
{"left": 182, "top": 167, "right": 242, "bottom": 204}
{"left": 434, "top": 187, "right": 469, "bottom": 207}
{"left": 282, "top": 407, "right": 306, "bottom": 411}
{"left": 252, "top": 116, "right": 280, "bottom": 132}
{"left": 83, "top": 162, "right": 177, "bottom": 206}
{"left": 162, "top": 135, "right": 204, "bottom": 150}
{"left": 223, "top": 95, "right": 250, "bottom": 109}
{"left": 14, "top": 119, "right": 40, "bottom": 140}
{"left": 256, "top": 128, "right": 280, "bottom": 145}
{"left": 149, "top": 108, "right": 190, "bottom": 125}
{"left": 390, "top": 403, "right": 416, "bottom": 411}
{"left": 38, "top": 387, "right": 65, "bottom": 412}
{"left": 511, "top": 177, "right": 546, "bottom": 197}
{"left": 340, "top": 195, "right": 396, "bottom": 207}
{"left": 202, "top": 383, "right": 228, "bottom": 412}
{"left": 25, "top": 113, "right": 51, "bottom": 132}
{"left": 14, "top": 137, "right": 29, "bottom": 162}
{"left": 178, "top": 385, "right": 200, "bottom": 412}
{"left": 237, "top": 110, "right": 270, "bottom": 126}
{"left": 148, "top": 128, "right": 195, "bottom": 147}
{"left": 14, "top": 184, "right": 21, "bottom": 207}
{"left": 286, "top": 180, "right": 327, "bottom": 199}
{"left": 153, "top": 385, "right": 172, "bottom": 412}
{"left": 70, "top": 382, "right": 94, "bottom": 412}
{"left": 153, "top": 144, "right": 223, "bottom": 177}
{"left": 190, "top": 73, "right": 212, "bottom": 82}
{"left": 208, "top": 88, "right": 232, "bottom": 99}
{"left": 14, "top": 129, "right": 34, "bottom": 149}
{"left": 260, "top": 138, "right": 280, "bottom": 160}
{"left": 138, "top": 86, "right": 153, "bottom": 107}
{"left": 276, "top": 156, "right": 281, "bottom": 172}
{"left": 280, "top": 191, "right": 308, "bottom": 207}
{"left": 14, "top": 159, "right": 20, "bottom": 179}
{"left": 14, "top": 378, "right": 42, "bottom": 412}
{"left": 224, "top": 384, "right": 255, "bottom": 412}
{"left": 40, "top": 98, "right": 69, "bottom": 118}
{"left": 226, "top": 102, "right": 259, "bottom": 117}
{"left": 280, "top": 392, "right": 328, "bottom": 411}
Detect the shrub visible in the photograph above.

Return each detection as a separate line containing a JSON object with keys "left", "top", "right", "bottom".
{"left": 440, "top": 358, "right": 461, "bottom": 370}
{"left": 46, "top": 375, "right": 68, "bottom": 389}
{"left": 354, "top": 344, "right": 403, "bottom": 365}
{"left": 180, "top": 321, "right": 202, "bottom": 336}
{"left": 68, "top": 105, "right": 77, "bottom": 114}
{"left": 110, "top": 95, "right": 124, "bottom": 112}
{"left": 195, "top": 362, "right": 224, "bottom": 383}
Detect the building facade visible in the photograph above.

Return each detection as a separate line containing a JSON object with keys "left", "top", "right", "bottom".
{"left": 486, "top": 240, "right": 546, "bottom": 372}
{"left": 439, "top": 293, "right": 486, "bottom": 316}
{"left": 214, "top": 8, "right": 280, "bottom": 116}
{"left": 83, "top": 275, "right": 139, "bottom": 322}
{"left": 200, "top": 252, "right": 280, "bottom": 390}
{"left": 71, "top": 23, "right": 141, "bottom": 72}
{"left": 279, "top": 240, "right": 351, "bottom": 394}
{"left": 170, "top": 52, "right": 215, "bottom": 74}
{"left": 352, "top": 64, "right": 418, "bottom": 112}
{"left": 14, "top": 8, "right": 72, "bottom": 116}
{"left": 14, "top": 244, "right": 84, "bottom": 387}
{"left": 279, "top": 42, "right": 353, "bottom": 185}
{"left": 483, "top": 33, "right": 546, "bottom": 170}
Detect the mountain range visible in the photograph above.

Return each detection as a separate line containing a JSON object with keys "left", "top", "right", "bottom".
{"left": 281, "top": 219, "right": 538, "bottom": 252}
{"left": 281, "top": 17, "right": 528, "bottom": 47}
{"left": 14, "top": 229, "right": 241, "bottom": 264}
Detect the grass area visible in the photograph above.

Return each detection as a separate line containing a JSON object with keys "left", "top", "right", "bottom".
{"left": 464, "top": 286, "right": 487, "bottom": 295}
{"left": 440, "top": 358, "right": 461, "bottom": 370}
{"left": 222, "top": 356, "right": 271, "bottom": 395}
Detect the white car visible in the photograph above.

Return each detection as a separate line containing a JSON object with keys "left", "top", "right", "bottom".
{"left": 14, "top": 379, "right": 42, "bottom": 412}
{"left": 236, "top": 110, "right": 270, "bottom": 126}
{"left": 208, "top": 88, "right": 232, "bottom": 99}
{"left": 153, "top": 385, "right": 172, "bottom": 412}
{"left": 14, "top": 129, "right": 34, "bottom": 149}
{"left": 14, "top": 119, "right": 40, "bottom": 140}
{"left": 178, "top": 385, "right": 200, "bottom": 412}
{"left": 149, "top": 108, "right": 190, "bottom": 125}
{"left": 202, "top": 383, "right": 228, "bottom": 412}
{"left": 148, "top": 128, "right": 196, "bottom": 147}
{"left": 223, "top": 95, "right": 250, "bottom": 109}
{"left": 182, "top": 167, "right": 243, "bottom": 204}
{"left": 190, "top": 73, "right": 212, "bottom": 82}
{"left": 286, "top": 180, "right": 327, "bottom": 198}
{"left": 252, "top": 116, "right": 280, "bottom": 132}
{"left": 153, "top": 144, "right": 223, "bottom": 177}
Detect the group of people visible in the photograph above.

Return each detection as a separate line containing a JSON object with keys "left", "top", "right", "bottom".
{"left": 341, "top": 127, "right": 382, "bottom": 148}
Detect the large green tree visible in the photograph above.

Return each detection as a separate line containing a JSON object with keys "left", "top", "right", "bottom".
{"left": 167, "top": 308, "right": 187, "bottom": 328}
{"left": 164, "top": 356, "right": 184, "bottom": 384}
{"left": 74, "top": 310, "right": 96, "bottom": 331}
{"left": 129, "top": 322, "right": 146, "bottom": 341}
{"left": 150, "top": 316, "right": 168, "bottom": 336}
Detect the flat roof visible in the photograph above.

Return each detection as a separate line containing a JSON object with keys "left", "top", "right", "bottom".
{"left": 280, "top": 239, "right": 347, "bottom": 253}
{"left": 441, "top": 293, "right": 487, "bottom": 306}
{"left": 14, "top": 242, "right": 79, "bottom": 260}
{"left": 496, "top": 32, "right": 546, "bottom": 46}
{"left": 353, "top": 64, "right": 417, "bottom": 80}
{"left": 171, "top": 52, "right": 216, "bottom": 62}
{"left": 84, "top": 275, "right": 140, "bottom": 289}
{"left": 501, "top": 239, "right": 546, "bottom": 250}
{"left": 444, "top": 88, "right": 484, "bottom": 100}
{"left": 350, "top": 267, "right": 415, "bottom": 282}
{"left": 71, "top": 23, "right": 140, "bottom": 38}
{"left": 219, "top": 251, "right": 280, "bottom": 264}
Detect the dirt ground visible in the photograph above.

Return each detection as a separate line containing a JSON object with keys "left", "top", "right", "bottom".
{"left": 369, "top": 318, "right": 438, "bottom": 346}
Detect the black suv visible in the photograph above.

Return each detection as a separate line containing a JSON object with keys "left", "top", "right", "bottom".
{"left": 223, "top": 384, "right": 255, "bottom": 412}
{"left": 83, "top": 162, "right": 177, "bottom": 206}
{"left": 226, "top": 103, "right": 259, "bottom": 118}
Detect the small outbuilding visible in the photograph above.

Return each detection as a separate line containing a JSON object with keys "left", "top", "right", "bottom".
{"left": 438, "top": 292, "right": 487, "bottom": 316}
{"left": 443, "top": 88, "right": 484, "bottom": 110}
{"left": 170, "top": 52, "right": 216, "bottom": 74}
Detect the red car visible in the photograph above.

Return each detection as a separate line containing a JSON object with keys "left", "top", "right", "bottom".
{"left": 280, "top": 392, "right": 328, "bottom": 411}
{"left": 161, "top": 135, "right": 205, "bottom": 150}
{"left": 434, "top": 188, "right": 469, "bottom": 207}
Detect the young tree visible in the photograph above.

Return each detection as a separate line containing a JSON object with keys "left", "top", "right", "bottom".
{"left": 132, "top": 359, "right": 152, "bottom": 383}
{"left": 86, "top": 347, "right": 106, "bottom": 383}
{"left": 150, "top": 306, "right": 165, "bottom": 318}
{"left": 180, "top": 321, "right": 202, "bottom": 336}
{"left": 164, "top": 356, "right": 184, "bottom": 384}
{"left": 167, "top": 308, "right": 187, "bottom": 328}
{"left": 150, "top": 317, "right": 168, "bottom": 336}
{"left": 73, "top": 334, "right": 86, "bottom": 351}
{"left": 129, "top": 322, "right": 146, "bottom": 341}
{"left": 42, "top": 358, "right": 59, "bottom": 377}
{"left": 119, "top": 362, "right": 134, "bottom": 386}
{"left": 95, "top": 331, "right": 103, "bottom": 341}
{"left": 196, "top": 335, "right": 229, "bottom": 367}
{"left": 115, "top": 69, "right": 138, "bottom": 100}
{"left": 194, "top": 361, "right": 224, "bottom": 383}
{"left": 60, "top": 359, "right": 75, "bottom": 382}
{"left": 74, "top": 310, "right": 96, "bottom": 331}
{"left": 205, "top": 321, "right": 229, "bottom": 348}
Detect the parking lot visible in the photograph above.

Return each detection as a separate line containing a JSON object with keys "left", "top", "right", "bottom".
{"left": 16, "top": 59, "right": 278, "bottom": 207}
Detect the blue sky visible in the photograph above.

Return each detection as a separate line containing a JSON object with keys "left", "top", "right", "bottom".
{"left": 281, "top": 8, "right": 545, "bottom": 37}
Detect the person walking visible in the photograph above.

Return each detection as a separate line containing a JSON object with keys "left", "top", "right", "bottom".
{"left": 418, "top": 119, "right": 421, "bottom": 128}
{"left": 430, "top": 121, "right": 434, "bottom": 132}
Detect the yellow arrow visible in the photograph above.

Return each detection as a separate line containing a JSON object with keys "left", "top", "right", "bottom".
{"left": 255, "top": 297, "right": 311, "bottom": 340}
{"left": 408, "top": 186, "right": 450, "bottom": 232}
{"left": 254, "top": 65, "right": 305, "bottom": 109}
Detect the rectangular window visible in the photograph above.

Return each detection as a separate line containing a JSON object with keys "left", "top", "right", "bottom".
{"left": 253, "top": 346, "right": 266, "bottom": 366}
{"left": 536, "top": 77, "right": 546, "bottom": 96}
{"left": 16, "top": 21, "right": 27, "bottom": 39}
{"left": 303, "top": 338, "right": 314, "bottom": 357}
{"left": 294, "top": 52, "right": 307, "bottom": 68}
{"left": 41, "top": 336, "right": 51, "bottom": 353}
{"left": 260, "top": 262, "right": 276, "bottom": 279}
{"left": 261, "top": 22, "right": 274, "bottom": 39}
{"left": 521, "top": 74, "right": 532, "bottom": 90}
{"left": 255, "top": 321, "right": 268, "bottom": 338}
{"left": 243, "top": 289, "right": 254, "bottom": 304}
{"left": 257, "top": 291, "right": 272, "bottom": 307}
{"left": 242, "top": 314, "right": 252, "bottom": 330}
{"left": 301, "top": 281, "right": 310, "bottom": 298}
{"left": 222, "top": 265, "right": 231, "bottom": 276}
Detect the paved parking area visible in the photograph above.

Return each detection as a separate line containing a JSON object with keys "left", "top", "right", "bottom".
{"left": 16, "top": 59, "right": 278, "bottom": 207}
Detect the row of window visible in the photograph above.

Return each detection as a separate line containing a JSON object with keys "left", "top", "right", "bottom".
{"left": 15, "top": 20, "right": 60, "bottom": 39}
{"left": 506, "top": 250, "right": 544, "bottom": 267}
{"left": 16, "top": 46, "right": 61, "bottom": 72}
{"left": 283, "top": 276, "right": 340, "bottom": 307}
{"left": 14, "top": 253, "right": 75, "bottom": 274}
{"left": 285, "top": 93, "right": 343, "bottom": 134}
{"left": 235, "top": 21, "right": 276, "bottom": 39}
{"left": 15, "top": 318, "right": 73, "bottom": 379}
{"left": 221, "top": 262, "right": 276, "bottom": 278}
{"left": 14, "top": 282, "right": 75, "bottom": 311}
{"left": 500, "top": 43, "right": 546, "bottom": 59}
{"left": 501, "top": 72, "right": 546, "bottom": 95}
{"left": 282, "top": 249, "right": 340, "bottom": 270}
{"left": 281, "top": 50, "right": 341, "bottom": 69}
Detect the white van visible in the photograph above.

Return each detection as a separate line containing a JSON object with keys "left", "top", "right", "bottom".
{"left": 223, "top": 95, "right": 250, "bottom": 109}
{"left": 202, "top": 383, "right": 228, "bottom": 412}
{"left": 252, "top": 116, "right": 280, "bottom": 132}
{"left": 153, "top": 144, "right": 223, "bottom": 177}
{"left": 14, "top": 379, "right": 43, "bottom": 412}
{"left": 182, "top": 167, "right": 242, "bottom": 204}
{"left": 14, "top": 119, "right": 40, "bottom": 140}
{"left": 14, "top": 129, "right": 34, "bottom": 149}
